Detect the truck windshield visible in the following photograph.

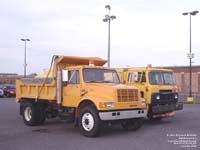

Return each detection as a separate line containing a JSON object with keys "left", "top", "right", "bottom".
{"left": 83, "top": 68, "right": 120, "bottom": 83}
{"left": 149, "top": 72, "right": 176, "bottom": 85}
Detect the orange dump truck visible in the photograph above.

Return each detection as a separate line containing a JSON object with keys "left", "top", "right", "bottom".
{"left": 16, "top": 56, "right": 147, "bottom": 137}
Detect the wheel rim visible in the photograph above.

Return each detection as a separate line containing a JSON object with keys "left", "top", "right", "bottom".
{"left": 81, "top": 112, "right": 94, "bottom": 132}
{"left": 24, "top": 107, "right": 32, "bottom": 121}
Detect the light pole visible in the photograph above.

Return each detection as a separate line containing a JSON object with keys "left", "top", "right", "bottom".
{"left": 103, "top": 5, "right": 116, "bottom": 67}
{"left": 20, "top": 38, "right": 30, "bottom": 77}
{"left": 182, "top": 10, "right": 198, "bottom": 100}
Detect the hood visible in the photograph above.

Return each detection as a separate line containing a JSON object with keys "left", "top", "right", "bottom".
{"left": 86, "top": 83, "right": 137, "bottom": 91}
{"left": 84, "top": 83, "right": 138, "bottom": 102}
{"left": 149, "top": 84, "right": 178, "bottom": 93}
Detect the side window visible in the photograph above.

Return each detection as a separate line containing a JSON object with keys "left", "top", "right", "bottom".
{"left": 128, "top": 72, "right": 138, "bottom": 83}
{"left": 128, "top": 72, "right": 133, "bottom": 83}
{"left": 128, "top": 71, "right": 146, "bottom": 83}
{"left": 140, "top": 72, "right": 146, "bottom": 82}
{"left": 68, "top": 70, "right": 80, "bottom": 84}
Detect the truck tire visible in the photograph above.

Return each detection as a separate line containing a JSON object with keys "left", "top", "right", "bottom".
{"left": 22, "top": 102, "right": 38, "bottom": 126}
{"left": 36, "top": 103, "right": 46, "bottom": 125}
{"left": 148, "top": 113, "right": 163, "bottom": 121}
{"left": 121, "top": 118, "right": 143, "bottom": 131}
{"left": 79, "top": 106, "right": 101, "bottom": 137}
{"left": 149, "top": 117, "right": 162, "bottom": 121}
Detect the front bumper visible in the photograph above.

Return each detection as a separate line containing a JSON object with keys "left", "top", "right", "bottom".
{"left": 99, "top": 109, "right": 147, "bottom": 121}
{"left": 151, "top": 103, "right": 183, "bottom": 114}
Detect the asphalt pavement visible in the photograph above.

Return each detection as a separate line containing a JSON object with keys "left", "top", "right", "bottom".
{"left": 0, "top": 98, "right": 199, "bottom": 150}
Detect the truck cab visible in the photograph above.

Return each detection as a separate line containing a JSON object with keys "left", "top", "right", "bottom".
{"left": 118, "top": 65, "right": 183, "bottom": 120}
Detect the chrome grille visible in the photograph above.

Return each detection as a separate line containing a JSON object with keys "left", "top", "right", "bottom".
{"left": 117, "top": 89, "right": 138, "bottom": 102}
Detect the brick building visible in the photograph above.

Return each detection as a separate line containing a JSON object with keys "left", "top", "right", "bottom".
{"left": 0, "top": 73, "right": 37, "bottom": 85}
{"left": 0, "top": 73, "right": 20, "bottom": 84}
{"left": 0, "top": 67, "right": 200, "bottom": 102}
{"left": 164, "top": 66, "right": 200, "bottom": 95}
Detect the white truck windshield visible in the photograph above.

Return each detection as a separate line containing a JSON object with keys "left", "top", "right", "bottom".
{"left": 83, "top": 68, "right": 120, "bottom": 83}
{"left": 149, "top": 72, "right": 176, "bottom": 85}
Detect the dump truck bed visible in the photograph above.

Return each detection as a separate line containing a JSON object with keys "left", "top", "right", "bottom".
{"left": 16, "top": 56, "right": 107, "bottom": 103}
{"left": 16, "top": 77, "right": 57, "bottom": 102}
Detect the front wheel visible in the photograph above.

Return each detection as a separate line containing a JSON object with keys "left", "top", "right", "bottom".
{"left": 79, "top": 106, "right": 101, "bottom": 137}
{"left": 148, "top": 113, "right": 163, "bottom": 121}
{"left": 149, "top": 116, "right": 162, "bottom": 121}
{"left": 121, "top": 118, "right": 144, "bottom": 131}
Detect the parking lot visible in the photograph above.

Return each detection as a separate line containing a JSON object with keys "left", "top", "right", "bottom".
{"left": 0, "top": 98, "right": 199, "bottom": 150}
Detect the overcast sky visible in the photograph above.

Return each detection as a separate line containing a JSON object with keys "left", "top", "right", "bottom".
{"left": 0, "top": 0, "right": 200, "bottom": 75}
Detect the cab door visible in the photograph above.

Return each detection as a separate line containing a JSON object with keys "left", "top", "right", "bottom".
{"left": 62, "top": 70, "right": 81, "bottom": 107}
{"left": 128, "top": 71, "right": 147, "bottom": 100}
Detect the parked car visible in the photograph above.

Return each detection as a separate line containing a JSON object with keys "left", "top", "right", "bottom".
{"left": 3, "top": 84, "right": 16, "bottom": 97}
{"left": 0, "top": 88, "right": 4, "bottom": 97}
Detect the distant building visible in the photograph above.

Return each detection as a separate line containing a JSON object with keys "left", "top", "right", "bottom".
{"left": 1, "top": 66, "right": 200, "bottom": 95}
{"left": 0, "top": 73, "right": 18, "bottom": 77}
{"left": 163, "top": 66, "right": 200, "bottom": 95}
{"left": 0, "top": 73, "right": 20, "bottom": 84}
{"left": 0, "top": 73, "right": 38, "bottom": 85}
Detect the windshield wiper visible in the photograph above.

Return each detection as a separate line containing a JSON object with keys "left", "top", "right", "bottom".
{"left": 87, "top": 80, "right": 105, "bottom": 83}
{"left": 103, "top": 81, "right": 113, "bottom": 83}
{"left": 86, "top": 80, "right": 117, "bottom": 83}
{"left": 87, "top": 80, "right": 97, "bottom": 83}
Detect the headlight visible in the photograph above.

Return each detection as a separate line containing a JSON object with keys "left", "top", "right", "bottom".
{"left": 174, "top": 94, "right": 178, "bottom": 99}
{"left": 156, "top": 95, "right": 160, "bottom": 100}
{"left": 99, "top": 102, "right": 115, "bottom": 108}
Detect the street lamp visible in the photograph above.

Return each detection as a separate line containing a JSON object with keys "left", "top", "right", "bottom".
{"left": 20, "top": 38, "right": 30, "bottom": 77}
{"left": 103, "top": 5, "right": 116, "bottom": 67}
{"left": 182, "top": 10, "right": 199, "bottom": 101}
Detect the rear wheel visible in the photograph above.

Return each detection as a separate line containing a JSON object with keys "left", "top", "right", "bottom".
{"left": 22, "top": 101, "right": 46, "bottom": 126}
{"left": 36, "top": 103, "right": 46, "bottom": 125}
{"left": 22, "top": 102, "right": 38, "bottom": 126}
{"left": 121, "top": 118, "right": 143, "bottom": 131}
{"left": 79, "top": 106, "right": 101, "bottom": 137}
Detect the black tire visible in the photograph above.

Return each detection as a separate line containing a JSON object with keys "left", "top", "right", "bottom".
{"left": 22, "top": 102, "right": 38, "bottom": 126}
{"left": 121, "top": 118, "right": 143, "bottom": 131}
{"left": 149, "top": 117, "right": 162, "bottom": 121}
{"left": 148, "top": 113, "right": 163, "bottom": 121}
{"left": 79, "top": 106, "right": 101, "bottom": 137}
{"left": 5, "top": 93, "right": 10, "bottom": 97}
{"left": 36, "top": 103, "right": 46, "bottom": 125}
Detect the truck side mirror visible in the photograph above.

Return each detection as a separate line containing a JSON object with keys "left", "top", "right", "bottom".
{"left": 62, "top": 70, "right": 69, "bottom": 86}
{"left": 62, "top": 70, "right": 69, "bottom": 81}
{"left": 134, "top": 72, "right": 139, "bottom": 82}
